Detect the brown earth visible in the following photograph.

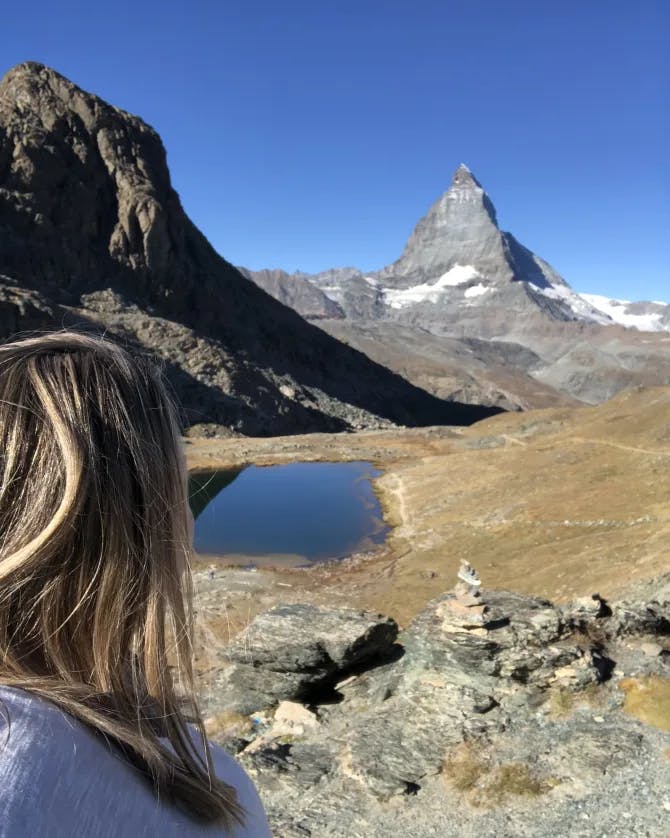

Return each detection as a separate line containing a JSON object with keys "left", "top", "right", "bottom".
{"left": 187, "top": 385, "right": 670, "bottom": 633}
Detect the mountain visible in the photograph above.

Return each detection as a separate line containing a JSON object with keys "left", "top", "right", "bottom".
{"left": 0, "top": 63, "right": 500, "bottom": 434}
{"left": 237, "top": 268, "right": 345, "bottom": 320}
{"left": 244, "top": 165, "right": 670, "bottom": 407}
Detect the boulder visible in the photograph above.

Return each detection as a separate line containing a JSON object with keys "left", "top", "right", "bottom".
{"left": 214, "top": 604, "right": 399, "bottom": 713}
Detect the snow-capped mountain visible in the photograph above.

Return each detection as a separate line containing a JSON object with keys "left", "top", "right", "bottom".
{"left": 243, "top": 166, "right": 670, "bottom": 408}
{"left": 245, "top": 164, "right": 668, "bottom": 336}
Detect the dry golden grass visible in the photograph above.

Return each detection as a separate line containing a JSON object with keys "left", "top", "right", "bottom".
{"left": 442, "top": 742, "right": 556, "bottom": 807}
{"left": 619, "top": 676, "right": 670, "bottom": 732}
{"left": 569, "top": 624, "right": 610, "bottom": 649}
{"left": 546, "top": 682, "right": 608, "bottom": 720}
{"left": 481, "top": 763, "right": 553, "bottom": 805}
{"left": 547, "top": 687, "right": 575, "bottom": 718}
{"left": 441, "top": 742, "right": 488, "bottom": 792}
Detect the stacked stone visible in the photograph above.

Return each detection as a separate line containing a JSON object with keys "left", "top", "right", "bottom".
{"left": 438, "top": 561, "right": 490, "bottom": 635}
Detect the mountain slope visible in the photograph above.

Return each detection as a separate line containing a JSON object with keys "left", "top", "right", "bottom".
{"left": 311, "top": 164, "right": 615, "bottom": 336}
{"left": 0, "top": 63, "right": 500, "bottom": 434}
{"left": 237, "top": 268, "right": 345, "bottom": 320}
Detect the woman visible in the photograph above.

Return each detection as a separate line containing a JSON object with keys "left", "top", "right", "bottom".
{"left": 0, "top": 331, "right": 271, "bottom": 836}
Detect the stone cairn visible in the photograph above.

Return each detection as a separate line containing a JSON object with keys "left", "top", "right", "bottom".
{"left": 438, "top": 560, "right": 490, "bottom": 635}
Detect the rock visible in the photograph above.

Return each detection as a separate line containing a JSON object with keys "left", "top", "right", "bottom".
{"left": 638, "top": 641, "right": 663, "bottom": 657}
{"left": 213, "top": 665, "right": 306, "bottom": 716}
{"left": 0, "top": 281, "right": 56, "bottom": 340}
{"left": 608, "top": 600, "right": 670, "bottom": 638}
{"left": 272, "top": 701, "right": 319, "bottom": 737}
{"left": 339, "top": 681, "right": 479, "bottom": 795}
{"left": 242, "top": 739, "right": 336, "bottom": 789}
{"left": 549, "top": 654, "right": 600, "bottom": 689}
{"left": 226, "top": 604, "right": 399, "bottom": 671}
{"left": 565, "top": 594, "right": 608, "bottom": 623}
{"left": 439, "top": 598, "right": 489, "bottom": 630}
{"left": 213, "top": 604, "right": 399, "bottom": 713}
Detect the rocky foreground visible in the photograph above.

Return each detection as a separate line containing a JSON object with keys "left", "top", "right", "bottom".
{"left": 198, "top": 573, "right": 670, "bottom": 837}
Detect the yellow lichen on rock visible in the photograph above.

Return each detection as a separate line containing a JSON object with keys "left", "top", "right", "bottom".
{"left": 619, "top": 676, "right": 670, "bottom": 732}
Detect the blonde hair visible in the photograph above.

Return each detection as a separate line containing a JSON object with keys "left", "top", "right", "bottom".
{"left": 0, "top": 331, "right": 242, "bottom": 827}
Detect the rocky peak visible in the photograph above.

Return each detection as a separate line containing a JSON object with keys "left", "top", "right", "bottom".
{"left": 378, "top": 164, "right": 506, "bottom": 286}
{"left": 447, "top": 162, "right": 499, "bottom": 225}
{"left": 0, "top": 61, "right": 176, "bottom": 300}
{"left": 452, "top": 162, "right": 475, "bottom": 183}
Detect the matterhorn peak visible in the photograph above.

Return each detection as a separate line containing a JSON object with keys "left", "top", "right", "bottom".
{"left": 447, "top": 164, "right": 495, "bottom": 220}
{"left": 379, "top": 164, "right": 502, "bottom": 284}
{"left": 451, "top": 163, "right": 482, "bottom": 190}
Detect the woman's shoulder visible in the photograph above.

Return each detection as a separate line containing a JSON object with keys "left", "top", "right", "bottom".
{"left": 0, "top": 685, "right": 147, "bottom": 798}
{"left": 0, "top": 687, "right": 272, "bottom": 837}
{"left": 0, "top": 684, "right": 82, "bottom": 750}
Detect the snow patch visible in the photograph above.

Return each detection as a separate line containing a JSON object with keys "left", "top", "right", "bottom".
{"left": 437, "top": 265, "right": 480, "bottom": 286}
{"left": 530, "top": 282, "right": 613, "bottom": 325}
{"left": 579, "top": 293, "right": 667, "bottom": 332}
{"left": 464, "top": 283, "right": 489, "bottom": 299}
{"left": 384, "top": 265, "right": 479, "bottom": 309}
{"left": 319, "top": 285, "right": 345, "bottom": 305}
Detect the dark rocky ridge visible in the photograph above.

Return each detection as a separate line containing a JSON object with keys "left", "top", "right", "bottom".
{"left": 0, "top": 62, "right": 499, "bottom": 434}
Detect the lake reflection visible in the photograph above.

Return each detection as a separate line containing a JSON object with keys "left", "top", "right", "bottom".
{"left": 190, "top": 461, "right": 388, "bottom": 564}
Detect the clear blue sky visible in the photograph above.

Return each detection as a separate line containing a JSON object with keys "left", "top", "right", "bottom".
{"left": 3, "top": 0, "right": 669, "bottom": 301}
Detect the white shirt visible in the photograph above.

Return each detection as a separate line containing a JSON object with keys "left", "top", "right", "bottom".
{"left": 0, "top": 686, "right": 272, "bottom": 837}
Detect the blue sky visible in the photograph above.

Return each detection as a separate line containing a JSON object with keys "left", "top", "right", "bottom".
{"left": 3, "top": 1, "right": 669, "bottom": 301}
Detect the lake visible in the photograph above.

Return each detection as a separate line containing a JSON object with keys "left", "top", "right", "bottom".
{"left": 190, "top": 461, "right": 388, "bottom": 565}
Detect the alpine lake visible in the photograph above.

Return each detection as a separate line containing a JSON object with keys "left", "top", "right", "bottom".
{"left": 189, "top": 461, "right": 389, "bottom": 567}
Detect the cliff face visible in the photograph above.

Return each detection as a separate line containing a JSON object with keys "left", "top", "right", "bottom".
{"left": 0, "top": 63, "right": 498, "bottom": 433}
